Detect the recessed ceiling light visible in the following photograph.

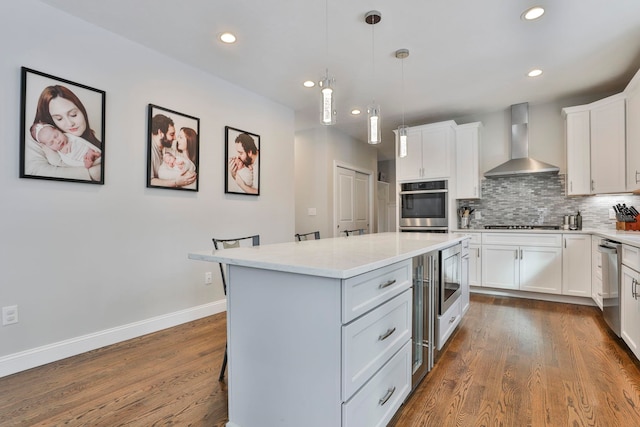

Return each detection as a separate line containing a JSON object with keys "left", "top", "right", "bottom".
{"left": 220, "top": 32, "right": 237, "bottom": 43}
{"left": 303, "top": 80, "right": 315, "bottom": 88}
{"left": 351, "top": 109, "right": 361, "bottom": 115}
{"left": 528, "top": 68, "right": 543, "bottom": 77}
{"left": 522, "top": 6, "right": 545, "bottom": 21}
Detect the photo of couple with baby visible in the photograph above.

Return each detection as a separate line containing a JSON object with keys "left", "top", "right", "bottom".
{"left": 147, "top": 104, "right": 199, "bottom": 191}
{"left": 20, "top": 67, "right": 105, "bottom": 184}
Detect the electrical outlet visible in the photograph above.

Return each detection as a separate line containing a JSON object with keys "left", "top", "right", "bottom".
{"left": 2, "top": 305, "right": 18, "bottom": 326}
{"left": 308, "top": 207, "right": 317, "bottom": 216}
{"left": 609, "top": 208, "right": 616, "bottom": 220}
{"left": 205, "top": 272, "right": 213, "bottom": 285}
{"left": 474, "top": 211, "right": 481, "bottom": 220}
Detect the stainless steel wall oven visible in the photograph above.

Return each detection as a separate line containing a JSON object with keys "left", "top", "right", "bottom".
{"left": 399, "top": 180, "right": 448, "bottom": 232}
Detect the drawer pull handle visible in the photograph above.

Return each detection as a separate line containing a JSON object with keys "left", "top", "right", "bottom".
{"left": 379, "top": 279, "right": 397, "bottom": 289}
{"left": 378, "top": 386, "right": 396, "bottom": 406}
{"left": 449, "top": 316, "right": 456, "bottom": 324}
{"left": 378, "top": 327, "right": 396, "bottom": 341}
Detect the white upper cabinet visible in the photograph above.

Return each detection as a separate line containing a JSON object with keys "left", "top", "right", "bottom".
{"left": 563, "top": 106, "right": 591, "bottom": 196}
{"left": 396, "top": 121, "right": 456, "bottom": 182}
{"left": 563, "top": 93, "right": 626, "bottom": 195}
{"left": 455, "top": 122, "right": 482, "bottom": 199}
{"left": 626, "top": 69, "right": 640, "bottom": 192}
{"left": 590, "top": 94, "right": 626, "bottom": 194}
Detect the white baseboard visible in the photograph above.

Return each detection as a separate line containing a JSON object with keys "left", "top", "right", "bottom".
{"left": 0, "top": 300, "right": 227, "bottom": 378}
{"left": 470, "top": 286, "right": 596, "bottom": 306}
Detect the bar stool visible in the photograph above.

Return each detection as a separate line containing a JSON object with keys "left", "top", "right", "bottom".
{"left": 212, "top": 234, "right": 260, "bottom": 381}
{"left": 343, "top": 229, "right": 365, "bottom": 236}
{"left": 295, "top": 231, "right": 320, "bottom": 241}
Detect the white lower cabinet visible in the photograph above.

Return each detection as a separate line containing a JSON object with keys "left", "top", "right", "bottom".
{"left": 562, "top": 234, "right": 592, "bottom": 297}
{"left": 469, "top": 244, "right": 481, "bottom": 287}
{"left": 621, "top": 264, "right": 640, "bottom": 360}
{"left": 591, "top": 235, "right": 603, "bottom": 309}
{"left": 436, "top": 298, "right": 462, "bottom": 350}
{"left": 481, "top": 233, "right": 562, "bottom": 293}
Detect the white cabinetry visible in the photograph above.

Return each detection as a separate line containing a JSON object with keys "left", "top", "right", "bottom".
{"left": 465, "top": 232, "right": 482, "bottom": 287}
{"left": 562, "top": 234, "right": 592, "bottom": 297}
{"left": 563, "top": 107, "right": 591, "bottom": 195}
{"left": 455, "top": 122, "right": 482, "bottom": 199}
{"left": 396, "top": 121, "right": 456, "bottom": 182}
{"left": 590, "top": 94, "right": 626, "bottom": 194}
{"left": 481, "top": 233, "right": 562, "bottom": 293}
{"left": 563, "top": 93, "right": 626, "bottom": 195}
{"left": 460, "top": 238, "right": 470, "bottom": 314}
{"left": 626, "top": 68, "right": 640, "bottom": 192}
{"left": 621, "top": 244, "right": 640, "bottom": 360}
{"left": 592, "top": 235, "right": 603, "bottom": 309}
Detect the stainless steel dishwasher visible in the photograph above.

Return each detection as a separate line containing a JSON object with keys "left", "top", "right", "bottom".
{"left": 598, "top": 239, "right": 622, "bottom": 337}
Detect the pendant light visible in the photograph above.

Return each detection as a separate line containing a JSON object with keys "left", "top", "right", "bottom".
{"left": 396, "top": 48, "right": 409, "bottom": 158}
{"left": 320, "top": 0, "right": 335, "bottom": 125}
{"left": 365, "top": 10, "right": 381, "bottom": 144}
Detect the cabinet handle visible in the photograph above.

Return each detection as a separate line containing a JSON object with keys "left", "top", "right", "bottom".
{"left": 570, "top": 181, "right": 573, "bottom": 192}
{"left": 591, "top": 180, "right": 595, "bottom": 191}
{"left": 378, "top": 279, "right": 397, "bottom": 289}
{"left": 449, "top": 316, "right": 456, "bottom": 324}
{"left": 378, "top": 327, "right": 396, "bottom": 341}
{"left": 378, "top": 386, "right": 396, "bottom": 406}
{"left": 633, "top": 278, "right": 639, "bottom": 300}
{"left": 515, "top": 250, "right": 518, "bottom": 260}
{"left": 520, "top": 249, "right": 523, "bottom": 260}
{"left": 636, "top": 170, "right": 640, "bottom": 184}
{"left": 474, "top": 186, "right": 477, "bottom": 197}
{"left": 564, "top": 239, "right": 567, "bottom": 249}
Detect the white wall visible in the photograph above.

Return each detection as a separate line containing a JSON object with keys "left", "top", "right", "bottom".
{"left": 294, "top": 127, "right": 378, "bottom": 239}
{"left": 0, "top": 0, "right": 294, "bottom": 375}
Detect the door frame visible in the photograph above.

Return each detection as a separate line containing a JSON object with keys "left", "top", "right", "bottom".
{"left": 332, "top": 160, "right": 375, "bottom": 237}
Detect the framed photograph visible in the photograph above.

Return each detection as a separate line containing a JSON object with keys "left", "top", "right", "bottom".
{"left": 147, "top": 104, "right": 200, "bottom": 191}
{"left": 225, "top": 126, "right": 260, "bottom": 195}
{"left": 20, "top": 67, "right": 106, "bottom": 184}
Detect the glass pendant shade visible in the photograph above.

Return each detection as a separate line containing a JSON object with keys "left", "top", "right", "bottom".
{"left": 367, "top": 104, "right": 381, "bottom": 145}
{"left": 398, "top": 125, "right": 408, "bottom": 157}
{"left": 320, "top": 77, "right": 335, "bottom": 125}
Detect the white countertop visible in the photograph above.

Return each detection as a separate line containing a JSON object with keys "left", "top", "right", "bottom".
{"left": 188, "top": 232, "right": 466, "bottom": 279}
{"left": 454, "top": 227, "right": 640, "bottom": 247}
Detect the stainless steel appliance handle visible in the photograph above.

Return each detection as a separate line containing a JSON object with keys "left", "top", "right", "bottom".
{"left": 399, "top": 189, "right": 448, "bottom": 195}
{"left": 598, "top": 245, "right": 618, "bottom": 254}
{"left": 378, "top": 386, "right": 396, "bottom": 406}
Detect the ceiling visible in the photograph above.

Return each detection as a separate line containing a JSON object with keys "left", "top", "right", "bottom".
{"left": 39, "top": 0, "right": 640, "bottom": 161}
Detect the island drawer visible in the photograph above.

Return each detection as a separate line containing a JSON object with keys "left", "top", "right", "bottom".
{"left": 342, "top": 290, "right": 411, "bottom": 400}
{"left": 342, "top": 341, "right": 411, "bottom": 427}
{"left": 342, "top": 259, "right": 411, "bottom": 323}
{"left": 482, "top": 232, "right": 561, "bottom": 247}
{"left": 436, "top": 297, "right": 461, "bottom": 350}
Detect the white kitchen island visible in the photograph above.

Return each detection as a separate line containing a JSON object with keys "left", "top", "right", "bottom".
{"left": 188, "top": 232, "right": 467, "bottom": 427}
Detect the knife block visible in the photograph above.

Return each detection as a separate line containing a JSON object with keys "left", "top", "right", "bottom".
{"left": 616, "top": 215, "right": 640, "bottom": 231}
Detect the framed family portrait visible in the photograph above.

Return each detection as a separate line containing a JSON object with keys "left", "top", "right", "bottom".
{"left": 20, "top": 67, "right": 106, "bottom": 184}
{"left": 225, "top": 126, "right": 260, "bottom": 196}
{"left": 147, "top": 104, "right": 200, "bottom": 191}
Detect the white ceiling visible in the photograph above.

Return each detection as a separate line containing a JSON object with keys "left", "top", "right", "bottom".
{"left": 39, "top": 0, "right": 640, "bottom": 160}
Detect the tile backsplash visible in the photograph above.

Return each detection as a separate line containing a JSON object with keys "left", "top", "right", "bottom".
{"left": 457, "top": 174, "right": 640, "bottom": 230}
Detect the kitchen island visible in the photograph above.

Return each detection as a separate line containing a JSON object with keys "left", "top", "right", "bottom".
{"left": 188, "top": 232, "right": 467, "bottom": 427}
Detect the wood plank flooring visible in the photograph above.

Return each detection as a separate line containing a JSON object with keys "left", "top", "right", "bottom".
{"left": 2, "top": 294, "right": 640, "bottom": 426}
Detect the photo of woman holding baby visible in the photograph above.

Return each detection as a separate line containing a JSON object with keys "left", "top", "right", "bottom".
{"left": 20, "top": 67, "right": 105, "bottom": 184}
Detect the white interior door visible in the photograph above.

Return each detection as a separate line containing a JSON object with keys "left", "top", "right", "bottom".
{"left": 335, "top": 165, "right": 372, "bottom": 237}
{"left": 354, "top": 172, "right": 370, "bottom": 232}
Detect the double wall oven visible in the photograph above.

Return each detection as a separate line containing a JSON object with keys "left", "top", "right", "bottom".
{"left": 399, "top": 180, "right": 448, "bottom": 232}
{"left": 411, "top": 242, "right": 462, "bottom": 390}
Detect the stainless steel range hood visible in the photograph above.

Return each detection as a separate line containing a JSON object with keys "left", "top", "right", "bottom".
{"left": 484, "top": 103, "right": 559, "bottom": 178}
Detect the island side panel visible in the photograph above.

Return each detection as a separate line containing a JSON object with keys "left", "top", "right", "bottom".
{"left": 226, "top": 265, "right": 342, "bottom": 427}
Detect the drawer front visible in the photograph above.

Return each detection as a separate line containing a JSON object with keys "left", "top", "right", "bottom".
{"left": 342, "top": 341, "right": 411, "bottom": 427}
{"left": 482, "top": 232, "right": 561, "bottom": 247}
{"left": 343, "top": 259, "right": 411, "bottom": 323}
{"left": 436, "top": 298, "right": 461, "bottom": 351}
{"left": 464, "top": 232, "right": 482, "bottom": 244}
{"left": 342, "top": 290, "right": 411, "bottom": 400}
{"left": 622, "top": 244, "right": 640, "bottom": 271}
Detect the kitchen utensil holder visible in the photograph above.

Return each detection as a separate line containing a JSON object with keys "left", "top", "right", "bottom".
{"left": 616, "top": 215, "right": 640, "bottom": 231}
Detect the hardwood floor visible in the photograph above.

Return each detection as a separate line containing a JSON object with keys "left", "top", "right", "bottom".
{"left": 2, "top": 294, "right": 640, "bottom": 426}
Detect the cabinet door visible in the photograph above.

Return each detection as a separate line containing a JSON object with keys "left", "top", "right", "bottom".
{"left": 421, "top": 126, "right": 452, "bottom": 179}
{"left": 461, "top": 254, "right": 470, "bottom": 314}
{"left": 562, "top": 234, "right": 592, "bottom": 297}
{"left": 469, "top": 244, "right": 481, "bottom": 287}
{"left": 396, "top": 129, "right": 423, "bottom": 182}
{"left": 591, "top": 236, "right": 603, "bottom": 309}
{"left": 564, "top": 109, "right": 591, "bottom": 195}
{"left": 627, "top": 74, "right": 640, "bottom": 192}
{"left": 456, "top": 123, "right": 481, "bottom": 199}
{"left": 519, "top": 246, "right": 562, "bottom": 294}
{"left": 621, "top": 265, "right": 640, "bottom": 360}
{"left": 591, "top": 95, "right": 626, "bottom": 194}
{"left": 482, "top": 245, "right": 519, "bottom": 290}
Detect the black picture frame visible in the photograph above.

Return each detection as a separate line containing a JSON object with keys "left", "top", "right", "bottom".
{"left": 20, "top": 67, "right": 106, "bottom": 184}
{"left": 147, "top": 104, "right": 200, "bottom": 191}
{"left": 225, "top": 126, "right": 260, "bottom": 196}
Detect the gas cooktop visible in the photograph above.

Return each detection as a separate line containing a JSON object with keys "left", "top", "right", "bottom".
{"left": 484, "top": 225, "right": 561, "bottom": 230}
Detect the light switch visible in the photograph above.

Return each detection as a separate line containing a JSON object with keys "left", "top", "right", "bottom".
{"left": 308, "top": 208, "right": 317, "bottom": 216}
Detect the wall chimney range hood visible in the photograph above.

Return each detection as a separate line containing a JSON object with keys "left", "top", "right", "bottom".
{"left": 484, "top": 103, "right": 559, "bottom": 178}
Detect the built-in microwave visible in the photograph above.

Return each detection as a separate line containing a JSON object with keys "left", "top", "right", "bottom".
{"left": 399, "top": 180, "right": 448, "bottom": 232}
